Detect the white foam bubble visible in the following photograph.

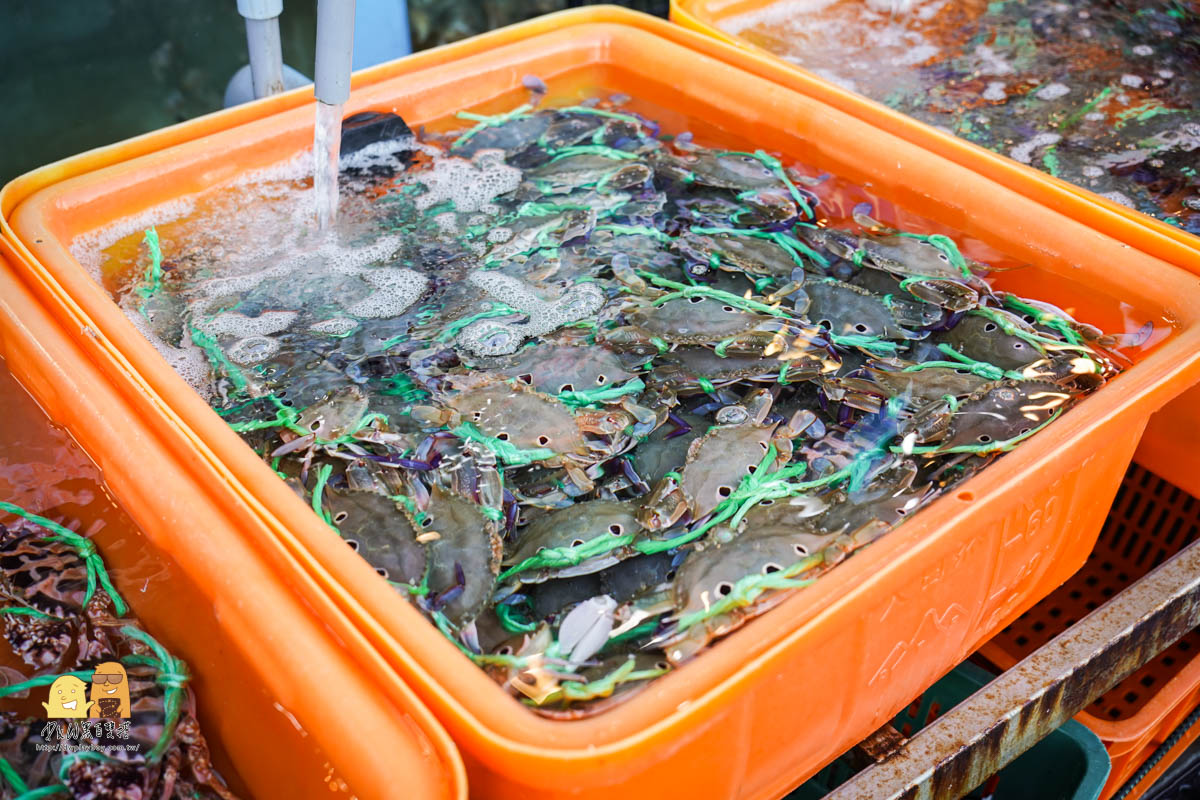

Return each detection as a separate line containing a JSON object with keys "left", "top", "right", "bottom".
{"left": 414, "top": 151, "right": 521, "bottom": 215}
{"left": 310, "top": 318, "right": 360, "bottom": 336}
{"left": 344, "top": 268, "right": 429, "bottom": 318}
{"left": 1035, "top": 82, "right": 1070, "bottom": 101}
{"left": 457, "top": 272, "right": 605, "bottom": 355}
{"left": 982, "top": 82, "right": 1008, "bottom": 102}
{"left": 227, "top": 335, "right": 281, "bottom": 365}
{"left": 69, "top": 198, "right": 196, "bottom": 279}
{"left": 199, "top": 310, "right": 298, "bottom": 338}
{"left": 122, "top": 305, "right": 214, "bottom": 399}
{"left": 1010, "top": 133, "right": 1062, "bottom": 164}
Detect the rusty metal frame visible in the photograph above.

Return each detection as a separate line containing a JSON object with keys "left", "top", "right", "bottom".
{"left": 824, "top": 538, "right": 1200, "bottom": 800}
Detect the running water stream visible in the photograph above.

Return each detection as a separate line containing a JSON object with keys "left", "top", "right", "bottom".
{"left": 313, "top": 100, "right": 344, "bottom": 230}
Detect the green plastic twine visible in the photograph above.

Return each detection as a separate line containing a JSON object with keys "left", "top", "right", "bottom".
{"left": 555, "top": 105, "right": 646, "bottom": 126}
{"left": 557, "top": 377, "right": 645, "bottom": 408}
{"left": 549, "top": 145, "right": 638, "bottom": 162}
{"left": 893, "top": 232, "right": 972, "bottom": 278}
{"left": 133, "top": 227, "right": 164, "bottom": 315}
{"left": 928, "top": 344, "right": 1027, "bottom": 381}
{"left": 0, "top": 607, "right": 56, "bottom": 620}
{"left": 0, "top": 756, "right": 67, "bottom": 800}
{"left": 635, "top": 446, "right": 834, "bottom": 556}
{"left": 894, "top": 410, "right": 1062, "bottom": 455}
{"left": 498, "top": 530, "right": 636, "bottom": 582}
{"left": 673, "top": 554, "right": 822, "bottom": 634}
{"left": 439, "top": 303, "right": 522, "bottom": 343}
{"left": 453, "top": 103, "right": 533, "bottom": 148}
{"left": 715, "top": 150, "right": 813, "bottom": 219}
{"left": 452, "top": 422, "right": 555, "bottom": 467}
{"left": 636, "top": 270, "right": 793, "bottom": 320}
{"left": 119, "top": 625, "right": 188, "bottom": 763}
{"left": 689, "top": 226, "right": 830, "bottom": 269}
{"left": 828, "top": 333, "right": 902, "bottom": 357}
{"left": 1000, "top": 295, "right": 1085, "bottom": 346}
{"left": 594, "top": 224, "right": 673, "bottom": 243}
{"left": 189, "top": 326, "right": 249, "bottom": 396}
{"left": 549, "top": 657, "right": 668, "bottom": 704}
{"left": 0, "top": 502, "right": 128, "bottom": 617}
{"left": 0, "top": 670, "right": 92, "bottom": 700}
{"left": 496, "top": 603, "right": 537, "bottom": 634}
{"left": 311, "top": 463, "right": 335, "bottom": 526}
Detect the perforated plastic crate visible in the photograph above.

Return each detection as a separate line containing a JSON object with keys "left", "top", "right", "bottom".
{"left": 980, "top": 464, "right": 1200, "bottom": 800}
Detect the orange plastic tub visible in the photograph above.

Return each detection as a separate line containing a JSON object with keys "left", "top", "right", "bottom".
{"left": 0, "top": 237, "right": 466, "bottom": 800}
{"left": 979, "top": 461, "right": 1200, "bottom": 800}
{"left": 669, "top": 0, "right": 1200, "bottom": 273}
{"left": 6, "top": 9, "right": 1200, "bottom": 799}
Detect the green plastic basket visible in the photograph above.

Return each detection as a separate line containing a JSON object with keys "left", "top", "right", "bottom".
{"left": 788, "top": 662, "right": 1111, "bottom": 800}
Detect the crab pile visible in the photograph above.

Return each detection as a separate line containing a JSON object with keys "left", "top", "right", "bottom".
{"left": 111, "top": 96, "right": 1129, "bottom": 717}
{"left": 0, "top": 512, "right": 239, "bottom": 799}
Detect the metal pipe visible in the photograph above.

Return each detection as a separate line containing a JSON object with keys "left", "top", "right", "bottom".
{"left": 824, "top": 537, "right": 1200, "bottom": 800}
{"left": 315, "top": 0, "right": 357, "bottom": 107}
{"left": 238, "top": 0, "right": 285, "bottom": 99}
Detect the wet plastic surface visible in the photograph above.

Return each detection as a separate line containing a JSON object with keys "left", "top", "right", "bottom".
{"left": 0, "top": 239, "right": 466, "bottom": 800}
{"left": 6, "top": 9, "right": 1200, "bottom": 799}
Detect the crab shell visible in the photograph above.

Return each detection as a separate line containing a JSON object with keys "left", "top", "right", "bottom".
{"left": 661, "top": 532, "right": 826, "bottom": 664}
{"left": 413, "top": 485, "right": 503, "bottom": 627}
{"left": 504, "top": 500, "right": 644, "bottom": 583}
{"left": 323, "top": 487, "right": 428, "bottom": 586}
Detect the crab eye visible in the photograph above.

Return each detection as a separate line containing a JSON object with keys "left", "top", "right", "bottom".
{"left": 496, "top": 432, "right": 510, "bottom": 441}
{"left": 1013, "top": 342, "right": 1025, "bottom": 349}
{"left": 345, "top": 539, "right": 360, "bottom": 551}
{"left": 517, "top": 373, "right": 533, "bottom": 384}
{"left": 762, "top": 563, "right": 782, "bottom": 574}
{"left": 498, "top": 645, "right": 514, "bottom": 656}
{"left": 854, "top": 323, "right": 869, "bottom": 333}
{"left": 688, "top": 296, "right": 704, "bottom": 304}
{"left": 472, "top": 411, "right": 483, "bottom": 420}
{"left": 983, "top": 322, "right": 998, "bottom": 333}
{"left": 717, "top": 485, "right": 733, "bottom": 498}
{"left": 609, "top": 524, "right": 624, "bottom": 535}
{"left": 721, "top": 305, "right": 736, "bottom": 313}
{"left": 977, "top": 434, "right": 993, "bottom": 443}
{"left": 537, "top": 435, "right": 551, "bottom": 446}
{"left": 655, "top": 661, "right": 670, "bottom": 670}
{"left": 333, "top": 511, "right": 350, "bottom": 524}
{"left": 760, "top": 499, "right": 774, "bottom": 505}
{"left": 571, "top": 539, "right": 585, "bottom": 547}
{"left": 758, "top": 441, "right": 770, "bottom": 451}
{"left": 938, "top": 253, "right": 949, "bottom": 261}
{"left": 793, "top": 543, "right": 808, "bottom": 556}
{"left": 559, "top": 383, "right": 574, "bottom": 393}
{"left": 817, "top": 319, "right": 832, "bottom": 329}
{"left": 375, "top": 567, "right": 389, "bottom": 578}
{"left": 596, "top": 374, "right": 608, "bottom": 384}
{"left": 715, "top": 581, "right": 734, "bottom": 597}
{"left": 309, "top": 419, "right": 323, "bottom": 431}
{"left": 421, "top": 517, "right": 433, "bottom": 527}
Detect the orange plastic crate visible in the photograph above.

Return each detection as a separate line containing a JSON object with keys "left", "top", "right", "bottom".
{"left": 980, "top": 463, "right": 1200, "bottom": 800}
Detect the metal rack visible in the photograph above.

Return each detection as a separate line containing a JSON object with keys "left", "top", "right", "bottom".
{"left": 822, "top": 539, "right": 1200, "bottom": 799}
